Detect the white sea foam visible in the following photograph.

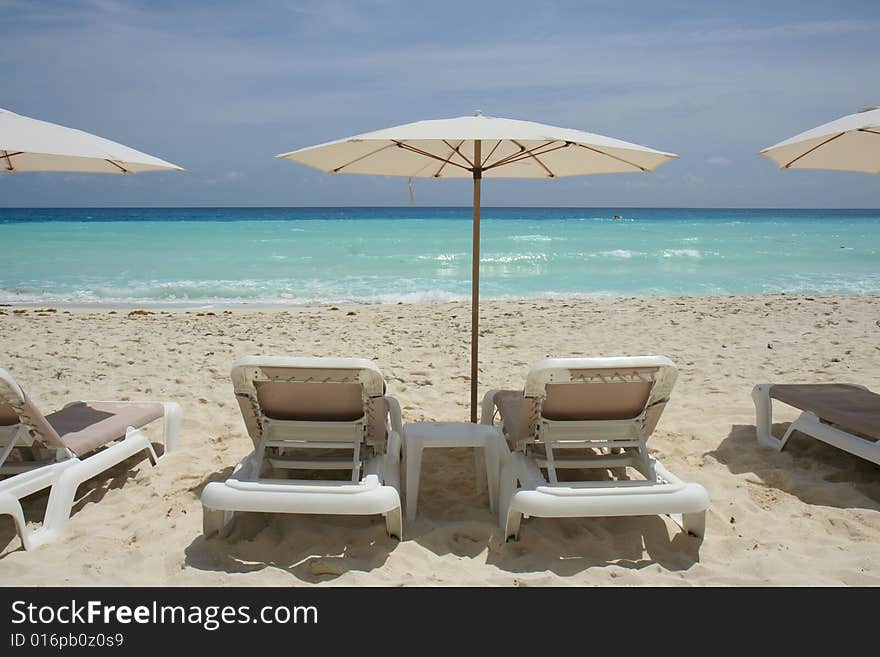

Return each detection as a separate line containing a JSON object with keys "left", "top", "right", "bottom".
{"left": 481, "top": 254, "right": 548, "bottom": 263}
{"left": 365, "top": 289, "right": 466, "bottom": 304}
{"left": 414, "top": 253, "right": 464, "bottom": 263}
{"left": 509, "top": 234, "right": 554, "bottom": 242}
{"left": 662, "top": 249, "right": 702, "bottom": 258}
{"left": 597, "top": 249, "right": 635, "bottom": 259}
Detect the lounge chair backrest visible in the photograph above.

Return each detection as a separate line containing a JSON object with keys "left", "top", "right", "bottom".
{"left": 230, "top": 357, "right": 387, "bottom": 450}
{"left": 0, "top": 368, "right": 65, "bottom": 448}
{"left": 517, "top": 356, "right": 678, "bottom": 445}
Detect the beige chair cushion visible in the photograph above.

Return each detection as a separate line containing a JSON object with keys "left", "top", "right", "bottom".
{"left": 1, "top": 367, "right": 163, "bottom": 455}
{"left": 255, "top": 381, "right": 365, "bottom": 421}
{"left": 542, "top": 381, "right": 652, "bottom": 420}
{"left": 45, "top": 401, "right": 164, "bottom": 456}
{"left": 492, "top": 381, "right": 661, "bottom": 448}
{"left": 770, "top": 384, "right": 880, "bottom": 442}
{"left": 237, "top": 378, "right": 386, "bottom": 448}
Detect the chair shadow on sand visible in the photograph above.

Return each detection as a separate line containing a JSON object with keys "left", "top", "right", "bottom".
{"left": 182, "top": 451, "right": 704, "bottom": 582}
{"left": 483, "top": 516, "right": 702, "bottom": 576}
{"left": 0, "top": 442, "right": 168, "bottom": 557}
{"left": 400, "top": 447, "right": 704, "bottom": 576}
{"left": 709, "top": 423, "right": 880, "bottom": 510}
{"left": 183, "top": 468, "right": 396, "bottom": 583}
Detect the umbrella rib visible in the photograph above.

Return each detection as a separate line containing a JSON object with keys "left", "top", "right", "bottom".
{"left": 105, "top": 159, "right": 130, "bottom": 173}
{"left": 781, "top": 132, "right": 845, "bottom": 169}
{"left": 858, "top": 128, "right": 880, "bottom": 136}
{"left": 484, "top": 141, "right": 570, "bottom": 171}
{"left": 484, "top": 140, "right": 557, "bottom": 170}
{"left": 530, "top": 153, "right": 556, "bottom": 178}
{"left": 512, "top": 139, "right": 556, "bottom": 177}
{"left": 481, "top": 140, "right": 503, "bottom": 167}
{"left": 434, "top": 140, "right": 469, "bottom": 177}
{"left": 331, "top": 142, "right": 399, "bottom": 173}
{"left": 446, "top": 139, "right": 476, "bottom": 168}
{"left": 2, "top": 150, "right": 22, "bottom": 171}
{"left": 572, "top": 143, "right": 650, "bottom": 172}
{"left": 393, "top": 141, "right": 473, "bottom": 172}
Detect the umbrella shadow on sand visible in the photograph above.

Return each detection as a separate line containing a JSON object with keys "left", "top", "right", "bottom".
{"left": 0, "top": 448, "right": 157, "bottom": 557}
{"left": 183, "top": 468, "right": 396, "bottom": 582}
{"left": 708, "top": 423, "right": 880, "bottom": 510}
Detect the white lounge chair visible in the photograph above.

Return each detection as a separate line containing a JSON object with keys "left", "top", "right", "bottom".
{"left": 482, "top": 356, "right": 710, "bottom": 541}
{"left": 0, "top": 368, "right": 181, "bottom": 550}
{"left": 752, "top": 383, "right": 880, "bottom": 465}
{"left": 201, "top": 357, "right": 403, "bottom": 539}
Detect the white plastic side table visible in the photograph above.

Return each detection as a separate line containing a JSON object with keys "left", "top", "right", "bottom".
{"left": 402, "top": 421, "right": 502, "bottom": 521}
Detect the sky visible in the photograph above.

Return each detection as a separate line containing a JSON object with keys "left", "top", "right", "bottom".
{"left": 1, "top": 0, "right": 879, "bottom": 208}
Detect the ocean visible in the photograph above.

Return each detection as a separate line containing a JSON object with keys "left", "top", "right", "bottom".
{"left": 1, "top": 207, "right": 878, "bottom": 306}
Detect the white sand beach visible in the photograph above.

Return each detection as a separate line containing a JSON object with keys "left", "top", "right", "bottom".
{"left": 0, "top": 294, "right": 878, "bottom": 586}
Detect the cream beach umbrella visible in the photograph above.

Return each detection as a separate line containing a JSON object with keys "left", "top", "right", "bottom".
{"left": 759, "top": 106, "right": 880, "bottom": 174}
{"left": 0, "top": 107, "right": 182, "bottom": 174}
{"left": 277, "top": 112, "right": 678, "bottom": 421}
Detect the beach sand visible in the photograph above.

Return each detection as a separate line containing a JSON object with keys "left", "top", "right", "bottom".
{"left": 0, "top": 294, "right": 878, "bottom": 586}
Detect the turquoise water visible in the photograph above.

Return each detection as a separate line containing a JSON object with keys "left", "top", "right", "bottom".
{"left": 0, "top": 207, "right": 878, "bottom": 305}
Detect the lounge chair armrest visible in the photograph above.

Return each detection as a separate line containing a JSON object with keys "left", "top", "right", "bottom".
{"left": 481, "top": 389, "right": 502, "bottom": 425}
{"left": 384, "top": 396, "right": 404, "bottom": 435}
{"left": 386, "top": 429, "right": 401, "bottom": 459}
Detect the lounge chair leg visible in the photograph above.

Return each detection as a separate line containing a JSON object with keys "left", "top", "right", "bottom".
{"left": 202, "top": 507, "right": 229, "bottom": 538}
{"left": 752, "top": 384, "right": 786, "bottom": 450}
{"left": 497, "top": 457, "right": 523, "bottom": 541}
{"left": 0, "top": 493, "right": 33, "bottom": 551}
{"left": 384, "top": 506, "right": 403, "bottom": 540}
{"left": 33, "top": 466, "right": 83, "bottom": 548}
{"left": 504, "top": 508, "right": 522, "bottom": 542}
{"left": 161, "top": 402, "right": 182, "bottom": 454}
{"left": 126, "top": 427, "right": 159, "bottom": 465}
{"left": 673, "top": 511, "right": 706, "bottom": 538}
{"left": 32, "top": 431, "right": 157, "bottom": 548}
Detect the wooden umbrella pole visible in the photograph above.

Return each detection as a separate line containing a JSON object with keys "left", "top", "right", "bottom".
{"left": 470, "top": 139, "right": 482, "bottom": 423}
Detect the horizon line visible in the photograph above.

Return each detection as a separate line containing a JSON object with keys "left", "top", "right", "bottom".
{"left": 2, "top": 205, "right": 880, "bottom": 211}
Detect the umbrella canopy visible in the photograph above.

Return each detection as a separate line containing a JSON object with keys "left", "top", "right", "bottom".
{"left": 0, "top": 107, "right": 182, "bottom": 174}
{"left": 759, "top": 106, "right": 880, "bottom": 174}
{"left": 277, "top": 113, "right": 678, "bottom": 421}
{"left": 278, "top": 113, "right": 676, "bottom": 178}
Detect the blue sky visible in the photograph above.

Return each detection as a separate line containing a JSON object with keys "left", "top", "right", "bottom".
{"left": 1, "top": 0, "right": 879, "bottom": 207}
